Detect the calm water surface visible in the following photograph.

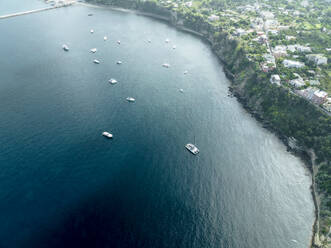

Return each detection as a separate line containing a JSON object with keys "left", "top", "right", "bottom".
{"left": 0, "top": 1, "right": 314, "bottom": 247}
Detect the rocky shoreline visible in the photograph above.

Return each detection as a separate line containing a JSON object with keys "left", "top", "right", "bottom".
{"left": 80, "top": 1, "right": 328, "bottom": 246}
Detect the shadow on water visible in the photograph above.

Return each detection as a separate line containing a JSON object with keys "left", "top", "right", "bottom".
{"left": 25, "top": 161, "right": 200, "bottom": 248}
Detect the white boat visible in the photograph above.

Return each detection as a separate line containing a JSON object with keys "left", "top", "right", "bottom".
{"left": 117, "top": 40, "right": 121, "bottom": 44}
{"left": 184, "top": 70, "right": 188, "bottom": 75}
{"left": 185, "top": 143, "right": 199, "bottom": 155}
{"left": 62, "top": 44, "right": 69, "bottom": 51}
{"left": 162, "top": 63, "right": 170, "bottom": 68}
{"left": 116, "top": 61, "right": 122, "bottom": 65}
{"left": 104, "top": 36, "right": 108, "bottom": 41}
{"left": 173, "top": 45, "right": 176, "bottom": 49}
{"left": 179, "top": 89, "right": 184, "bottom": 93}
{"left": 147, "top": 39, "right": 151, "bottom": 43}
{"left": 90, "top": 29, "right": 94, "bottom": 33}
{"left": 90, "top": 48, "right": 97, "bottom": 53}
{"left": 102, "top": 131, "right": 113, "bottom": 139}
{"left": 93, "top": 59, "right": 100, "bottom": 64}
{"left": 126, "top": 97, "right": 135, "bottom": 102}
{"left": 109, "top": 79, "right": 117, "bottom": 84}
{"left": 165, "top": 38, "right": 170, "bottom": 43}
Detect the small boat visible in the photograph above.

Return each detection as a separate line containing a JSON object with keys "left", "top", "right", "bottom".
{"left": 165, "top": 38, "right": 170, "bottom": 43}
{"left": 173, "top": 45, "right": 176, "bottom": 49}
{"left": 109, "top": 79, "right": 117, "bottom": 84}
{"left": 179, "top": 89, "right": 184, "bottom": 93}
{"left": 162, "top": 63, "right": 170, "bottom": 68}
{"left": 90, "top": 48, "right": 97, "bottom": 53}
{"left": 102, "top": 131, "right": 113, "bottom": 139}
{"left": 88, "top": 13, "right": 93, "bottom": 16}
{"left": 117, "top": 40, "right": 121, "bottom": 44}
{"left": 185, "top": 143, "right": 199, "bottom": 155}
{"left": 126, "top": 97, "right": 135, "bottom": 102}
{"left": 147, "top": 39, "right": 151, "bottom": 43}
{"left": 93, "top": 59, "right": 100, "bottom": 64}
{"left": 62, "top": 44, "right": 69, "bottom": 51}
{"left": 104, "top": 36, "right": 108, "bottom": 41}
{"left": 90, "top": 29, "right": 94, "bottom": 33}
{"left": 116, "top": 61, "right": 122, "bottom": 65}
{"left": 184, "top": 70, "right": 188, "bottom": 75}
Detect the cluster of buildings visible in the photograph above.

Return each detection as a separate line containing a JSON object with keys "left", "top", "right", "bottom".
{"left": 164, "top": 0, "right": 330, "bottom": 113}
{"left": 297, "top": 87, "right": 330, "bottom": 107}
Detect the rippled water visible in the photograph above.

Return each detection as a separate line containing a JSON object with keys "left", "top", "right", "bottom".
{"left": 0, "top": 1, "right": 314, "bottom": 247}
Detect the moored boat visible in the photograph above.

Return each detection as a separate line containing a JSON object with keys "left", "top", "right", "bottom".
{"left": 102, "top": 132, "right": 113, "bottom": 139}
{"left": 109, "top": 79, "right": 117, "bottom": 84}
{"left": 185, "top": 143, "right": 199, "bottom": 155}
{"left": 93, "top": 59, "right": 100, "bottom": 64}
{"left": 126, "top": 97, "right": 135, "bottom": 102}
{"left": 62, "top": 44, "right": 69, "bottom": 51}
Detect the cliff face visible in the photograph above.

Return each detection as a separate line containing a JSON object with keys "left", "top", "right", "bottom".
{"left": 85, "top": 1, "right": 331, "bottom": 246}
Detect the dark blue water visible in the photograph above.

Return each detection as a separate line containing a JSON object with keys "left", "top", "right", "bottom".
{"left": 0, "top": 2, "right": 314, "bottom": 248}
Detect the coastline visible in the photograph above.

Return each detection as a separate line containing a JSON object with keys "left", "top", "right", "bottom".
{"left": 76, "top": 2, "right": 324, "bottom": 247}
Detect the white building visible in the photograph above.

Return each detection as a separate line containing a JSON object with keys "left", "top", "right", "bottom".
{"left": 286, "top": 35, "right": 296, "bottom": 41}
{"left": 296, "top": 45, "right": 312, "bottom": 53}
{"left": 287, "top": 44, "right": 311, "bottom": 53}
{"left": 283, "top": 59, "right": 305, "bottom": 68}
{"left": 306, "top": 54, "right": 328, "bottom": 65}
{"left": 208, "top": 14, "right": 220, "bottom": 22}
{"left": 322, "top": 98, "right": 331, "bottom": 112}
{"left": 233, "top": 28, "right": 247, "bottom": 36}
{"left": 309, "top": 80, "right": 320, "bottom": 86}
{"left": 267, "top": 29, "right": 278, "bottom": 35}
{"left": 297, "top": 87, "right": 318, "bottom": 100}
{"left": 290, "top": 78, "right": 305, "bottom": 88}
{"left": 273, "top": 45, "right": 287, "bottom": 58}
{"left": 312, "top": 90, "right": 328, "bottom": 104}
{"left": 184, "top": 1, "right": 193, "bottom": 7}
{"left": 270, "top": 74, "right": 281, "bottom": 85}
{"left": 260, "top": 11, "right": 274, "bottom": 20}
{"left": 264, "top": 19, "right": 278, "bottom": 30}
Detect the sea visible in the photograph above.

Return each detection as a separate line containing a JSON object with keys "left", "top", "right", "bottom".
{"left": 0, "top": 1, "right": 314, "bottom": 247}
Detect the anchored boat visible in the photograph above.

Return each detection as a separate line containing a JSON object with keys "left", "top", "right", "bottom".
{"left": 109, "top": 79, "right": 117, "bottom": 85}
{"left": 185, "top": 143, "right": 199, "bottom": 155}
{"left": 62, "top": 44, "right": 69, "bottom": 51}
{"left": 126, "top": 97, "right": 135, "bottom": 103}
{"left": 102, "top": 132, "right": 113, "bottom": 139}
